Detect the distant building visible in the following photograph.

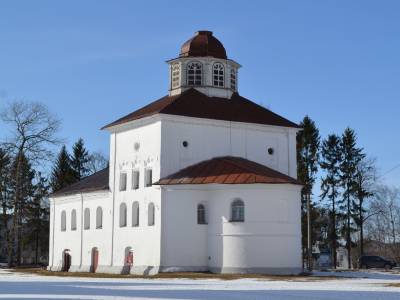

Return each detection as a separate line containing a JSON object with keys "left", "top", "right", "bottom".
{"left": 48, "top": 31, "right": 302, "bottom": 275}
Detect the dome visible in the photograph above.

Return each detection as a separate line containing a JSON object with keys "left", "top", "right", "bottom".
{"left": 180, "top": 31, "right": 227, "bottom": 59}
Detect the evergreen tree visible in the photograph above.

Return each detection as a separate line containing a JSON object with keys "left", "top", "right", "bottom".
{"left": 50, "top": 146, "right": 76, "bottom": 192}
{"left": 297, "top": 115, "right": 320, "bottom": 270}
{"left": 0, "top": 148, "right": 11, "bottom": 262}
{"left": 320, "top": 134, "right": 342, "bottom": 268}
{"left": 25, "top": 173, "right": 49, "bottom": 264}
{"left": 9, "top": 153, "right": 35, "bottom": 265}
{"left": 71, "top": 138, "right": 90, "bottom": 181}
{"left": 340, "top": 127, "right": 365, "bottom": 268}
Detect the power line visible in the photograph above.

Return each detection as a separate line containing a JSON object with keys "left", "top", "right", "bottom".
{"left": 378, "top": 163, "right": 400, "bottom": 179}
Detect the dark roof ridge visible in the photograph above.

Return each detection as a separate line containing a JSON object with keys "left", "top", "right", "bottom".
{"left": 51, "top": 167, "right": 110, "bottom": 197}
{"left": 102, "top": 88, "right": 300, "bottom": 130}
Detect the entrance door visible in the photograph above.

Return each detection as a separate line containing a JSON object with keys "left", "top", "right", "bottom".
{"left": 91, "top": 248, "right": 99, "bottom": 273}
{"left": 63, "top": 250, "right": 71, "bottom": 272}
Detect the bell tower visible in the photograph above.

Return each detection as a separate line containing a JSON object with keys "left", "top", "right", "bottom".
{"left": 167, "top": 31, "right": 241, "bottom": 99}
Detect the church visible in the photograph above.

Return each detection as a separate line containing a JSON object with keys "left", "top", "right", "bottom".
{"left": 48, "top": 31, "right": 303, "bottom": 275}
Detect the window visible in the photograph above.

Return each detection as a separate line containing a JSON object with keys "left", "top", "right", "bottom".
{"left": 132, "top": 201, "right": 139, "bottom": 227}
{"left": 231, "top": 199, "right": 244, "bottom": 222}
{"left": 119, "top": 172, "right": 127, "bottom": 191}
{"left": 96, "top": 207, "right": 103, "bottom": 229}
{"left": 230, "top": 68, "right": 237, "bottom": 91}
{"left": 213, "top": 63, "right": 224, "bottom": 87}
{"left": 148, "top": 202, "right": 155, "bottom": 226}
{"left": 145, "top": 169, "right": 152, "bottom": 187}
{"left": 71, "top": 209, "right": 77, "bottom": 231}
{"left": 171, "top": 63, "right": 180, "bottom": 88}
{"left": 119, "top": 203, "right": 127, "bottom": 227}
{"left": 84, "top": 208, "right": 90, "bottom": 230}
{"left": 197, "top": 204, "right": 207, "bottom": 224}
{"left": 61, "top": 210, "right": 66, "bottom": 231}
{"left": 187, "top": 62, "right": 202, "bottom": 86}
{"left": 132, "top": 170, "right": 139, "bottom": 190}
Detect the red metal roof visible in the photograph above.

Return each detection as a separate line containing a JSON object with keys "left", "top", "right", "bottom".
{"left": 102, "top": 88, "right": 300, "bottom": 129}
{"left": 180, "top": 31, "right": 227, "bottom": 59}
{"left": 155, "top": 156, "right": 301, "bottom": 185}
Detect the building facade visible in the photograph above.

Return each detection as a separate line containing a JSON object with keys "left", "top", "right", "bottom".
{"left": 48, "top": 31, "right": 303, "bottom": 275}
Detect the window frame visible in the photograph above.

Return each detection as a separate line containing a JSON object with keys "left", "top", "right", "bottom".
{"left": 71, "top": 209, "right": 77, "bottom": 231}
{"left": 187, "top": 61, "right": 203, "bottom": 86}
{"left": 84, "top": 208, "right": 90, "bottom": 230}
{"left": 213, "top": 63, "right": 224, "bottom": 87}
{"left": 132, "top": 170, "right": 140, "bottom": 190}
{"left": 61, "top": 210, "right": 66, "bottom": 232}
{"left": 132, "top": 201, "right": 139, "bottom": 227}
{"left": 230, "top": 199, "right": 245, "bottom": 222}
{"left": 96, "top": 206, "right": 103, "bottom": 229}
{"left": 145, "top": 168, "right": 153, "bottom": 187}
{"left": 119, "top": 172, "right": 127, "bottom": 191}
{"left": 119, "top": 202, "right": 127, "bottom": 227}
{"left": 197, "top": 203, "right": 207, "bottom": 225}
{"left": 148, "top": 202, "right": 155, "bottom": 226}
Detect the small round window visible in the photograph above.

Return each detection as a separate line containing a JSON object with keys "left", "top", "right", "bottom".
{"left": 182, "top": 141, "right": 189, "bottom": 148}
{"left": 267, "top": 147, "right": 274, "bottom": 155}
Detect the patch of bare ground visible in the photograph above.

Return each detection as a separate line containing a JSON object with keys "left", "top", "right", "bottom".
{"left": 11, "top": 268, "right": 342, "bottom": 281}
{"left": 386, "top": 283, "right": 400, "bottom": 287}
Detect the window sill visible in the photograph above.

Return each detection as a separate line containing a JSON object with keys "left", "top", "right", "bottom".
{"left": 198, "top": 223, "right": 208, "bottom": 225}
{"left": 96, "top": 227, "right": 102, "bottom": 230}
{"left": 229, "top": 220, "right": 244, "bottom": 223}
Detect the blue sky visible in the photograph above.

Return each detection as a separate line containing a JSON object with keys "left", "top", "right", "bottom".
{"left": 0, "top": 1, "right": 399, "bottom": 186}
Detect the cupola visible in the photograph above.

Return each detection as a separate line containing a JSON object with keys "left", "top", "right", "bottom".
{"left": 167, "top": 31, "right": 241, "bottom": 99}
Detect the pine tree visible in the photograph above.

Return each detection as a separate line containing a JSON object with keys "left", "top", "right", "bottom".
{"left": 25, "top": 173, "right": 49, "bottom": 264}
{"left": 340, "top": 128, "right": 365, "bottom": 268}
{"left": 71, "top": 138, "right": 90, "bottom": 181}
{"left": 9, "top": 153, "right": 35, "bottom": 265}
{"left": 320, "top": 134, "right": 342, "bottom": 268}
{"left": 297, "top": 115, "right": 320, "bottom": 270}
{"left": 0, "top": 148, "right": 11, "bottom": 262}
{"left": 50, "top": 146, "right": 76, "bottom": 192}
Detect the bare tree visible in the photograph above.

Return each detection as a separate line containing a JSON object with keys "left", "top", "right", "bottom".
{"left": 366, "top": 185, "right": 400, "bottom": 259}
{"left": 87, "top": 151, "right": 108, "bottom": 174}
{"left": 352, "top": 157, "right": 377, "bottom": 258}
{"left": 1, "top": 101, "right": 61, "bottom": 266}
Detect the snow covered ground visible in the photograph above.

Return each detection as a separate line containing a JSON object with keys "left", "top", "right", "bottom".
{"left": 0, "top": 269, "right": 399, "bottom": 300}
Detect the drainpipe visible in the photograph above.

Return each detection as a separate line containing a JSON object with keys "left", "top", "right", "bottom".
{"left": 110, "top": 132, "right": 117, "bottom": 267}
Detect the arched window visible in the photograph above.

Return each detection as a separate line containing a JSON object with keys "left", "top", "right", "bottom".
{"left": 120, "top": 203, "right": 127, "bottom": 227}
{"left": 171, "top": 63, "right": 180, "bottom": 89}
{"left": 187, "top": 62, "right": 202, "bottom": 86}
{"left": 148, "top": 202, "right": 155, "bottom": 226}
{"left": 132, "top": 202, "right": 139, "bottom": 227}
{"left": 84, "top": 208, "right": 90, "bottom": 230}
{"left": 197, "top": 204, "right": 207, "bottom": 224}
{"left": 71, "top": 209, "right": 77, "bottom": 231}
{"left": 96, "top": 207, "right": 103, "bottom": 229}
{"left": 230, "top": 68, "right": 237, "bottom": 91}
{"left": 231, "top": 199, "right": 244, "bottom": 222}
{"left": 61, "top": 210, "right": 66, "bottom": 231}
{"left": 213, "top": 63, "right": 224, "bottom": 87}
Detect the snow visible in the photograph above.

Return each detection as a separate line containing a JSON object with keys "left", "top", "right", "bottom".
{"left": 0, "top": 269, "right": 399, "bottom": 300}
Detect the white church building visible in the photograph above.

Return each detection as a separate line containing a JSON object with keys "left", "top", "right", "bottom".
{"left": 48, "top": 31, "right": 303, "bottom": 275}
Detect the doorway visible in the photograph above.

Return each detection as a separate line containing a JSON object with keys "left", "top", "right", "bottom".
{"left": 62, "top": 250, "right": 71, "bottom": 272}
{"left": 91, "top": 247, "right": 99, "bottom": 273}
